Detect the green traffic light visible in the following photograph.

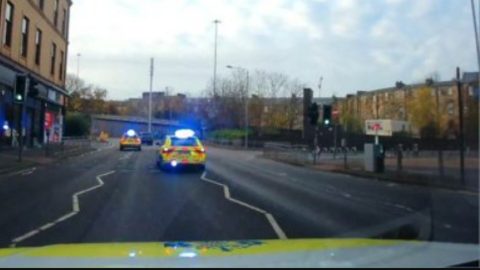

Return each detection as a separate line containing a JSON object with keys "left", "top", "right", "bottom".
{"left": 15, "top": 94, "right": 23, "bottom": 101}
{"left": 324, "top": 119, "right": 330, "bottom": 125}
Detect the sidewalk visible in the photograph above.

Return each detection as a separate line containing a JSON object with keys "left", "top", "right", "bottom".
{"left": 0, "top": 148, "right": 54, "bottom": 175}
{"left": 0, "top": 142, "right": 103, "bottom": 175}
{"left": 263, "top": 154, "right": 479, "bottom": 193}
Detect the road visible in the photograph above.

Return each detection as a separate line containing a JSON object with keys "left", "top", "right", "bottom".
{"left": 0, "top": 144, "right": 477, "bottom": 249}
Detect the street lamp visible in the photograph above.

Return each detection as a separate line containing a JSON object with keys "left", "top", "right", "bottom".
{"left": 76, "top": 53, "right": 81, "bottom": 92}
{"left": 227, "top": 65, "right": 250, "bottom": 148}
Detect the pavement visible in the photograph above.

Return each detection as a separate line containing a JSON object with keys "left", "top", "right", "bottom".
{"left": 266, "top": 151, "right": 479, "bottom": 191}
{"left": 0, "top": 144, "right": 477, "bottom": 249}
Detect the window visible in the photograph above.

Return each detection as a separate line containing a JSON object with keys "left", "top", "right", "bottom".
{"left": 448, "top": 88, "right": 453, "bottom": 96}
{"left": 447, "top": 101, "right": 454, "bottom": 116}
{"left": 59, "top": 51, "right": 64, "bottom": 81}
{"left": 62, "top": 9, "right": 67, "bottom": 37}
{"left": 35, "top": 29, "right": 42, "bottom": 65}
{"left": 20, "top": 17, "right": 30, "bottom": 57}
{"left": 3, "top": 2, "right": 14, "bottom": 47}
{"left": 171, "top": 138, "right": 199, "bottom": 147}
{"left": 398, "top": 107, "right": 405, "bottom": 119}
{"left": 50, "top": 43, "right": 57, "bottom": 76}
{"left": 38, "top": 0, "right": 44, "bottom": 11}
{"left": 53, "top": 0, "right": 59, "bottom": 27}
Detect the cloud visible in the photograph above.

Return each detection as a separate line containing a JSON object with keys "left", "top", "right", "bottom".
{"left": 67, "top": 0, "right": 478, "bottom": 100}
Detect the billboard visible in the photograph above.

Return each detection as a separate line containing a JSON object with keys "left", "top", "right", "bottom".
{"left": 365, "top": 120, "right": 412, "bottom": 137}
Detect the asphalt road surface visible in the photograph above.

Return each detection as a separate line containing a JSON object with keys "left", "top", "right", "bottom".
{"left": 0, "top": 144, "right": 477, "bottom": 249}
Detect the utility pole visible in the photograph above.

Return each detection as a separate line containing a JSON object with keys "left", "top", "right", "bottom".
{"left": 316, "top": 77, "right": 323, "bottom": 161}
{"left": 245, "top": 70, "right": 250, "bottom": 149}
{"left": 471, "top": 0, "right": 480, "bottom": 76}
{"left": 149, "top": 58, "right": 154, "bottom": 133}
{"left": 333, "top": 96, "right": 338, "bottom": 160}
{"left": 318, "top": 77, "right": 323, "bottom": 98}
{"left": 213, "top": 20, "right": 221, "bottom": 97}
{"left": 76, "top": 53, "right": 81, "bottom": 91}
{"left": 457, "top": 67, "right": 466, "bottom": 186}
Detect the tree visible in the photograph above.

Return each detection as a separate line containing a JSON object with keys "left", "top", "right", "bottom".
{"left": 65, "top": 113, "right": 90, "bottom": 137}
{"left": 202, "top": 70, "right": 307, "bottom": 133}
{"left": 409, "top": 86, "right": 448, "bottom": 139}
{"left": 66, "top": 74, "right": 109, "bottom": 116}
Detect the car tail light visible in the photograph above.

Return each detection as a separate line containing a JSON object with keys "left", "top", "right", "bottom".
{"left": 163, "top": 148, "right": 174, "bottom": 154}
{"left": 195, "top": 148, "right": 206, "bottom": 154}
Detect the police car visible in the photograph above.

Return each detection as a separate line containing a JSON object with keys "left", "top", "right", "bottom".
{"left": 120, "top": 130, "right": 142, "bottom": 151}
{"left": 157, "top": 130, "right": 206, "bottom": 171}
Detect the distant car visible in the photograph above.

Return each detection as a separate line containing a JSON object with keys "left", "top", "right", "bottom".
{"left": 157, "top": 130, "right": 206, "bottom": 171}
{"left": 120, "top": 130, "right": 142, "bottom": 151}
{"left": 140, "top": 132, "right": 154, "bottom": 146}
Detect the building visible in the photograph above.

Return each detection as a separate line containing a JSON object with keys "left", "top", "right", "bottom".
{"left": 335, "top": 72, "right": 479, "bottom": 140}
{"left": 0, "top": 0, "right": 72, "bottom": 148}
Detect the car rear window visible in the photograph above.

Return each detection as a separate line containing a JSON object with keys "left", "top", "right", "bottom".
{"left": 171, "top": 138, "right": 198, "bottom": 147}
{"left": 124, "top": 135, "right": 139, "bottom": 139}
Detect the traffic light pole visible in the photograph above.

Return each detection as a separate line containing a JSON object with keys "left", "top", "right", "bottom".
{"left": 333, "top": 122, "right": 338, "bottom": 160}
{"left": 17, "top": 76, "right": 29, "bottom": 162}
{"left": 313, "top": 125, "right": 319, "bottom": 164}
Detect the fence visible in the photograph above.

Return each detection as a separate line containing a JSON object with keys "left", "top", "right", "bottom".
{"left": 48, "top": 137, "right": 98, "bottom": 158}
{"left": 206, "top": 138, "right": 266, "bottom": 149}
{"left": 263, "top": 142, "right": 479, "bottom": 191}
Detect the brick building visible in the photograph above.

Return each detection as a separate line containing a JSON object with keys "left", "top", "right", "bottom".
{"left": 0, "top": 0, "right": 72, "bottom": 148}
{"left": 336, "top": 73, "right": 479, "bottom": 141}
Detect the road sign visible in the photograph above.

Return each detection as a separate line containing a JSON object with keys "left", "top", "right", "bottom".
{"left": 333, "top": 107, "right": 339, "bottom": 118}
{"left": 365, "top": 120, "right": 412, "bottom": 137}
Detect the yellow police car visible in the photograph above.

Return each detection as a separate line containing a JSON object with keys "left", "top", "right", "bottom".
{"left": 157, "top": 130, "right": 206, "bottom": 171}
{"left": 120, "top": 130, "right": 142, "bottom": 151}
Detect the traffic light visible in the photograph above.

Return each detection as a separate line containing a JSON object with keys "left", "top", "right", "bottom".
{"left": 323, "top": 105, "right": 332, "bottom": 126}
{"left": 28, "top": 78, "right": 40, "bottom": 98}
{"left": 308, "top": 103, "right": 319, "bottom": 126}
{"left": 14, "top": 75, "right": 27, "bottom": 104}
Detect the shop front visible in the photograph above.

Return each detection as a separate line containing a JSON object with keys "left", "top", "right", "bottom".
{"left": 0, "top": 59, "right": 68, "bottom": 149}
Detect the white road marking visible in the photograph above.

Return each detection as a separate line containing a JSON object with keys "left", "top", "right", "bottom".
{"left": 277, "top": 173, "right": 288, "bottom": 177}
{"left": 387, "top": 183, "right": 398, "bottom": 188}
{"left": 444, "top": 224, "right": 453, "bottom": 229}
{"left": 39, "top": 223, "right": 55, "bottom": 231}
{"left": 343, "top": 193, "right": 352, "bottom": 198}
{"left": 6, "top": 168, "right": 36, "bottom": 177}
{"left": 11, "top": 230, "right": 39, "bottom": 245}
{"left": 10, "top": 171, "right": 116, "bottom": 247}
{"left": 393, "top": 204, "right": 414, "bottom": 212}
{"left": 201, "top": 172, "right": 288, "bottom": 240}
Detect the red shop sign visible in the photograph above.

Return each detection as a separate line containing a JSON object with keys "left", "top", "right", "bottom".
{"left": 45, "top": 112, "right": 55, "bottom": 129}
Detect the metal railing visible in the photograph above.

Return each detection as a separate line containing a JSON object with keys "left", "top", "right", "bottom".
{"left": 47, "top": 137, "right": 95, "bottom": 157}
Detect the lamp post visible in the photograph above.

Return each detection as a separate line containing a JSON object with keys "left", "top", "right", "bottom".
{"left": 213, "top": 20, "right": 221, "bottom": 97}
{"left": 227, "top": 66, "right": 250, "bottom": 148}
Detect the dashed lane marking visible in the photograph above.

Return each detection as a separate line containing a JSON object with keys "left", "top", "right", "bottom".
{"left": 10, "top": 171, "right": 116, "bottom": 248}
{"left": 201, "top": 172, "right": 287, "bottom": 240}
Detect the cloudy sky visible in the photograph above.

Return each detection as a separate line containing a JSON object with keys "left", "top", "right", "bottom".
{"left": 66, "top": 0, "right": 478, "bottom": 100}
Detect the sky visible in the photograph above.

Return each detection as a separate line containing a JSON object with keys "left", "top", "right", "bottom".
{"left": 66, "top": 0, "right": 478, "bottom": 100}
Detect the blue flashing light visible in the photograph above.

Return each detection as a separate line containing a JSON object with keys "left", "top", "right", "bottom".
{"left": 2, "top": 122, "right": 9, "bottom": 131}
{"left": 171, "top": 161, "right": 179, "bottom": 167}
{"left": 175, "top": 129, "right": 195, "bottom": 139}
{"left": 127, "top": 130, "right": 136, "bottom": 137}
